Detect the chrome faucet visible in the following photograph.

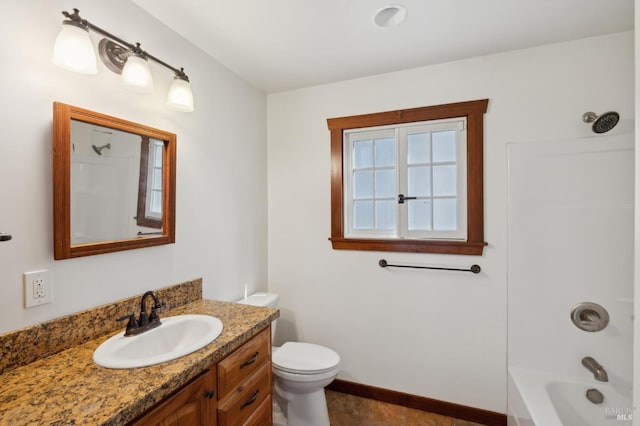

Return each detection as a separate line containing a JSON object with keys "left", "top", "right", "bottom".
{"left": 117, "top": 291, "right": 165, "bottom": 336}
{"left": 582, "top": 357, "right": 608, "bottom": 382}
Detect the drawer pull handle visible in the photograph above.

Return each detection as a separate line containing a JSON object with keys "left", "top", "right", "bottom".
{"left": 240, "top": 351, "right": 259, "bottom": 369}
{"left": 204, "top": 390, "right": 215, "bottom": 399}
{"left": 240, "top": 389, "right": 259, "bottom": 410}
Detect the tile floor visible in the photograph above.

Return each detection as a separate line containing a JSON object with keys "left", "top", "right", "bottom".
{"left": 326, "top": 390, "right": 486, "bottom": 426}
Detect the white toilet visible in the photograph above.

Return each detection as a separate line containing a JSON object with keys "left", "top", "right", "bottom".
{"left": 237, "top": 292, "right": 340, "bottom": 426}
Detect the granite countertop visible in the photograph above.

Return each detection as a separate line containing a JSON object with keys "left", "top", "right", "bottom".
{"left": 0, "top": 299, "right": 278, "bottom": 425}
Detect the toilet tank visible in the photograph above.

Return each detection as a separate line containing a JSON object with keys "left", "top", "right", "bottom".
{"left": 237, "top": 292, "right": 279, "bottom": 342}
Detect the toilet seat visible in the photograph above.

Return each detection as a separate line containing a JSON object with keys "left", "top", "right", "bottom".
{"left": 272, "top": 342, "right": 340, "bottom": 375}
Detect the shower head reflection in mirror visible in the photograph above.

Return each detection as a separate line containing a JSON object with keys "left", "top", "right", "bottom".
{"left": 91, "top": 143, "right": 111, "bottom": 156}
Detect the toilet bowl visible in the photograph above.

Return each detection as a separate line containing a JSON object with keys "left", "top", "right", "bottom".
{"left": 237, "top": 293, "right": 340, "bottom": 426}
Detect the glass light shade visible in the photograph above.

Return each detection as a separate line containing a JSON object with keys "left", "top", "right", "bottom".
{"left": 166, "top": 77, "right": 194, "bottom": 112}
{"left": 52, "top": 23, "right": 97, "bottom": 74}
{"left": 121, "top": 54, "right": 154, "bottom": 93}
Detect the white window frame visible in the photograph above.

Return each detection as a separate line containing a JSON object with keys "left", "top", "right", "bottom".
{"left": 343, "top": 117, "right": 467, "bottom": 241}
{"left": 145, "top": 139, "right": 164, "bottom": 220}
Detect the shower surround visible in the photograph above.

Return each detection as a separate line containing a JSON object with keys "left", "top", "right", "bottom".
{"left": 506, "top": 134, "right": 634, "bottom": 425}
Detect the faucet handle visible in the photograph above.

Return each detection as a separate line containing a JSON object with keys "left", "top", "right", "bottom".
{"left": 117, "top": 314, "right": 139, "bottom": 336}
{"left": 149, "top": 301, "right": 165, "bottom": 323}
{"left": 140, "top": 300, "right": 165, "bottom": 325}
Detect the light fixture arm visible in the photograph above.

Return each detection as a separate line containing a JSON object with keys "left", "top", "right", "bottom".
{"left": 61, "top": 8, "right": 189, "bottom": 81}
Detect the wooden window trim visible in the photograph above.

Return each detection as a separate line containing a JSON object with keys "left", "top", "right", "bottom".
{"left": 327, "top": 99, "right": 489, "bottom": 255}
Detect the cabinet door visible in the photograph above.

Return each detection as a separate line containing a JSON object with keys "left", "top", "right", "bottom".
{"left": 130, "top": 369, "right": 217, "bottom": 426}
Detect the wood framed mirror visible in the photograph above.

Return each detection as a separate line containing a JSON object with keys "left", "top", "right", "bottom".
{"left": 53, "top": 102, "right": 176, "bottom": 259}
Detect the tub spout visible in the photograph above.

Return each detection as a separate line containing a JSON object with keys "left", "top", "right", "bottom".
{"left": 582, "top": 357, "right": 608, "bottom": 382}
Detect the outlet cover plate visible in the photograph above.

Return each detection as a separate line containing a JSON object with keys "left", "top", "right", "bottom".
{"left": 23, "top": 270, "right": 53, "bottom": 308}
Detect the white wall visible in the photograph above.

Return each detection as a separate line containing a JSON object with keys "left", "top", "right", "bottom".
{"left": 267, "top": 32, "right": 634, "bottom": 412}
{"left": 634, "top": 1, "right": 639, "bottom": 424}
{"left": 0, "top": 0, "right": 267, "bottom": 334}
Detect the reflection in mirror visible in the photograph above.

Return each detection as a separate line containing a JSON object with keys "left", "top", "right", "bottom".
{"left": 54, "top": 102, "right": 176, "bottom": 259}
{"left": 137, "top": 137, "right": 164, "bottom": 230}
{"left": 70, "top": 121, "right": 164, "bottom": 244}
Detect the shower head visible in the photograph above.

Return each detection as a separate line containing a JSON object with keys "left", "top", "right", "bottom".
{"left": 92, "top": 143, "right": 111, "bottom": 156}
{"left": 582, "top": 111, "right": 619, "bottom": 134}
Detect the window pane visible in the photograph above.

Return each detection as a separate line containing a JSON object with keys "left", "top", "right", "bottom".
{"left": 353, "top": 170, "right": 373, "bottom": 198}
{"left": 375, "top": 138, "right": 395, "bottom": 167}
{"left": 152, "top": 141, "right": 163, "bottom": 167}
{"left": 353, "top": 200, "right": 374, "bottom": 229}
{"left": 407, "top": 132, "right": 430, "bottom": 164}
{"left": 432, "top": 130, "right": 457, "bottom": 163}
{"left": 150, "top": 190, "right": 162, "bottom": 214}
{"left": 408, "top": 166, "right": 431, "bottom": 197}
{"left": 433, "top": 198, "right": 457, "bottom": 231}
{"left": 408, "top": 199, "right": 431, "bottom": 231}
{"left": 152, "top": 168, "right": 163, "bottom": 190}
{"left": 433, "top": 165, "right": 456, "bottom": 196}
{"left": 375, "top": 169, "right": 395, "bottom": 198}
{"left": 353, "top": 139, "right": 373, "bottom": 169}
{"left": 375, "top": 200, "right": 396, "bottom": 230}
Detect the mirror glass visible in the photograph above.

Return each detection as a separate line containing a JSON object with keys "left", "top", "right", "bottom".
{"left": 70, "top": 121, "right": 164, "bottom": 244}
{"left": 53, "top": 102, "right": 176, "bottom": 259}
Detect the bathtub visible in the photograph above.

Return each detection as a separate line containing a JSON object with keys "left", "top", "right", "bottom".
{"left": 508, "top": 367, "right": 633, "bottom": 426}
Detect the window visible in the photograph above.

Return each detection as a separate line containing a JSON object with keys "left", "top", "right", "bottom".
{"left": 345, "top": 118, "right": 467, "bottom": 239}
{"left": 327, "top": 99, "right": 488, "bottom": 255}
{"left": 136, "top": 136, "right": 164, "bottom": 229}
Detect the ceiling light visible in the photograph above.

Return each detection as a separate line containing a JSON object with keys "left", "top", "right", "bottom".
{"left": 374, "top": 5, "right": 408, "bottom": 28}
{"left": 53, "top": 8, "right": 195, "bottom": 112}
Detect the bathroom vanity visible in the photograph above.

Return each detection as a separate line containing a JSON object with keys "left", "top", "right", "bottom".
{"left": 130, "top": 327, "right": 272, "bottom": 425}
{"left": 0, "top": 289, "right": 278, "bottom": 425}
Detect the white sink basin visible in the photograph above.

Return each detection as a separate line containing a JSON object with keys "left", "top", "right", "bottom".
{"left": 93, "top": 314, "right": 223, "bottom": 369}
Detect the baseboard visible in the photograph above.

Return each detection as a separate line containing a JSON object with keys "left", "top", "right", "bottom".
{"left": 326, "top": 379, "right": 507, "bottom": 426}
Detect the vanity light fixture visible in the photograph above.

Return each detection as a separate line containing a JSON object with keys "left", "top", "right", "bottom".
{"left": 52, "top": 9, "right": 194, "bottom": 112}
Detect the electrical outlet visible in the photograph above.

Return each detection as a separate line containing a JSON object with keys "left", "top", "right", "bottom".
{"left": 24, "top": 270, "right": 53, "bottom": 308}
{"left": 34, "top": 278, "right": 46, "bottom": 298}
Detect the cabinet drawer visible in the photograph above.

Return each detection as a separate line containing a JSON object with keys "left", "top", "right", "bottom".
{"left": 217, "top": 327, "right": 270, "bottom": 399}
{"left": 217, "top": 362, "right": 271, "bottom": 426}
{"left": 243, "top": 394, "right": 272, "bottom": 426}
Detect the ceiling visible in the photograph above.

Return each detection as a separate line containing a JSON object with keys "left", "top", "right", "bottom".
{"left": 132, "top": 0, "right": 634, "bottom": 93}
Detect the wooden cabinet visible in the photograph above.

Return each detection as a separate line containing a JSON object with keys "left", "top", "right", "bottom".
{"left": 130, "top": 368, "right": 217, "bottom": 426}
{"left": 130, "top": 326, "right": 272, "bottom": 426}
{"left": 217, "top": 327, "right": 272, "bottom": 426}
